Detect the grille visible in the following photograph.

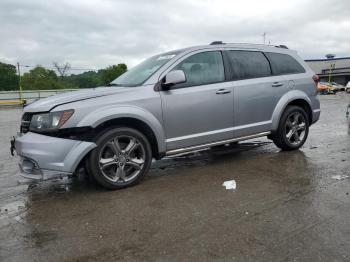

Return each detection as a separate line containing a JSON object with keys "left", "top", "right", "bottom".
{"left": 22, "top": 112, "right": 32, "bottom": 121}
{"left": 21, "top": 113, "right": 33, "bottom": 133}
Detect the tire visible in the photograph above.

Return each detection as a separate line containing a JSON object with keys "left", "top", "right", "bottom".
{"left": 87, "top": 127, "right": 152, "bottom": 189}
{"left": 346, "top": 88, "right": 350, "bottom": 93}
{"left": 272, "top": 106, "right": 309, "bottom": 151}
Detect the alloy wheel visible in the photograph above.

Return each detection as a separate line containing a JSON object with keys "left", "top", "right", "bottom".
{"left": 98, "top": 135, "right": 146, "bottom": 183}
{"left": 285, "top": 112, "right": 306, "bottom": 146}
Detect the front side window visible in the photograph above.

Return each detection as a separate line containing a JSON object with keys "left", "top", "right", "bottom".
{"left": 226, "top": 50, "right": 271, "bottom": 80}
{"left": 111, "top": 51, "right": 180, "bottom": 87}
{"left": 172, "top": 51, "right": 225, "bottom": 88}
{"left": 265, "top": 52, "right": 305, "bottom": 75}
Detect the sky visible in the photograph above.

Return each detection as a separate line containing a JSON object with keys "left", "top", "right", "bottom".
{"left": 1, "top": 0, "right": 349, "bottom": 73}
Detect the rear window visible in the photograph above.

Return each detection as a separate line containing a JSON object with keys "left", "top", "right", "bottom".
{"left": 265, "top": 52, "right": 305, "bottom": 75}
{"left": 226, "top": 51, "right": 271, "bottom": 80}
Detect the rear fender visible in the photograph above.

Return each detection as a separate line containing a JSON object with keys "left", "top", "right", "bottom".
{"left": 271, "top": 90, "right": 312, "bottom": 131}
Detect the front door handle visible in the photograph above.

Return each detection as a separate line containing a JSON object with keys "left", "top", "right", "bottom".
{"left": 272, "top": 82, "right": 283, "bottom": 87}
{"left": 216, "top": 88, "right": 231, "bottom": 94}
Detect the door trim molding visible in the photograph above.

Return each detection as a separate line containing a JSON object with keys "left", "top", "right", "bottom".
{"left": 165, "top": 120, "right": 272, "bottom": 143}
{"left": 165, "top": 126, "right": 234, "bottom": 143}
{"left": 166, "top": 131, "right": 271, "bottom": 156}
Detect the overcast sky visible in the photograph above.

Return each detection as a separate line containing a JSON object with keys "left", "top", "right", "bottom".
{"left": 1, "top": 0, "right": 349, "bottom": 72}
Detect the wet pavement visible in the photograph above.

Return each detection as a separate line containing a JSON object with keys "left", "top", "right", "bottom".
{"left": 0, "top": 94, "right": 349, "bottom": 261}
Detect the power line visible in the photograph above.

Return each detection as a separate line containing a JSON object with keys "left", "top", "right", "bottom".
{"left": 16, "top": 64, "right": 97, "bottom": 71}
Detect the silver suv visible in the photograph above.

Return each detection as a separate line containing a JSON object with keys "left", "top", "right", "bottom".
{"left": 13, "top": 42, "right": 320, "bottom": 189}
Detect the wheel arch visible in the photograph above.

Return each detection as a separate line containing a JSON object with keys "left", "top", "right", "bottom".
{"left": 76, "top": 106, "right": 166, "bottom": 159}
{"left": 271, "top": 91, "right": 312, "bottom": 132}
{"left": 93, "top": 117, "right": 162, "bottom": 159}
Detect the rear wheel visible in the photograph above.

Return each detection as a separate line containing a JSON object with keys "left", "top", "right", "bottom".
{"left": 87, "top": 127, "right": 152, "bottom": 189}
{"left": 272, "top": 106, "right": 309, "bottom": 151}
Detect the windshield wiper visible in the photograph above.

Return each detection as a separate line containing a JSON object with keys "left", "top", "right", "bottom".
{"left": 107, "top": 83, "right": 121, "bottom": 87}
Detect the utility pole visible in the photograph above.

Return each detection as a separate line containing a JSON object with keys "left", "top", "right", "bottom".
{"left": 17, "top": 62, "right": 23, "bottom": 103}
{"left": 325, "top": 54, "right": 336, "bottom": 85}
{"left": 328, "top": 63, "right": 335, "bottom": 84}
{"left": 262, "top": 32, "right": 266, "bottom": 44}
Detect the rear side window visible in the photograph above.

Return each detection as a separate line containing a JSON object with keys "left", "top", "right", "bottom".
{"left": 265, "top": 52, "right": 305, "bottom": 75}
{"left": 226, "top": 51, "right": 271, "bottom": 80}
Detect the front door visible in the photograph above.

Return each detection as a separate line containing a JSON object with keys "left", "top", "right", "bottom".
{"left": 160, "top": 51, "right": 234, "bottom": 151}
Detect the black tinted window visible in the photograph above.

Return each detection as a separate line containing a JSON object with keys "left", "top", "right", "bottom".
{"left": 173, "top": 51, "right": 225, "bottom": 88}
{"left": 226, "top": 51, "right": 271, "bottom": 80}
{"left": 265, "top": 52, "right": 305, "bottom": 75}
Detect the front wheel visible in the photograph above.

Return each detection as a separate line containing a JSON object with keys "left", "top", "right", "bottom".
{"left": 272, "top": 106, "right": 309, "bottom": 151}
{"left": 87, "top": 127, "right": 152, "bottom": 189}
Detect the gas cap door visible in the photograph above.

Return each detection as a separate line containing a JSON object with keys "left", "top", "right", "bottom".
{"left": 288, "top": 80, "right": 296, "bottom": 89}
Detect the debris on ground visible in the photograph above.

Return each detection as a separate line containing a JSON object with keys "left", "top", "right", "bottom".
{"left": 332, "top": 175, "right": 349, "bottom": 180}
{"left": 222, "top": 180, "right": 236, "bottom": 190}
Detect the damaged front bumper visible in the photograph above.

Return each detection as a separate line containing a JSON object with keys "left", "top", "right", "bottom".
{"left": 13, "top": 132, "right": 96, "bottom": 180}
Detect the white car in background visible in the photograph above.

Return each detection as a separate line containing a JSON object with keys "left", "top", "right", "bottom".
{"left": 331, "top": 82, "right": 344, "bottom": 92}
{"left": 346, "top": 81, "right": 350, "bottom": 93}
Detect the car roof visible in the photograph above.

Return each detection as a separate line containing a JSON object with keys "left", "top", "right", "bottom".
{"left": 167, "top": 43, "right": 296, "bottom": 56}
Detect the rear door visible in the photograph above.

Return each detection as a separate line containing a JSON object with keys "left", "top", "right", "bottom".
{"left": 223, "top": 50, "right": 290, "bottom": 137}
{"left": 265, "top": 52, "right": 307, "bottom": 95}
{"left": 159, "top": 50, "right": 234, "bottom": 151}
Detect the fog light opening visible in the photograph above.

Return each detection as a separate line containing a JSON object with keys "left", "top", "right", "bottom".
{"left": 21, "top": 158, "right": 41, "bottom": 176}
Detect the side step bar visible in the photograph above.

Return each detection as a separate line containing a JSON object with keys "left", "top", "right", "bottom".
{"left": 166, "top": 131, "right": 271, "bottom": 156}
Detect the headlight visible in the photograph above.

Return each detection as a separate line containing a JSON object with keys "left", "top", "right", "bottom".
{"left": 29, "top": 110, "right": 74, "bottom": 132}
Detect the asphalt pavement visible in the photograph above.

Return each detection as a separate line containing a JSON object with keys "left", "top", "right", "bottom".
{"left": 0, "top": 93, "right": 349, "bottom": 261}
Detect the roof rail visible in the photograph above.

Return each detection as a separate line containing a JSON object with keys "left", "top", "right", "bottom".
{"left": 210, "top": 41, "right": 225, "bottom": 45}
{"left": 225, "top": 42, "right": 268, "bottom": 46}
{"left": 209, "top": 42, "right": 289, "bottom": 49}
{"left": 275, "top": 45, "right": 288, "bottom": 49}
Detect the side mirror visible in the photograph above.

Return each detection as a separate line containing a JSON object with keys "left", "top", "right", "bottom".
{"left": 162, "top": 70, "right": 186, "bottom": 88}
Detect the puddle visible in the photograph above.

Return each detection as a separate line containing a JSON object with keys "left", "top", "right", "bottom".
{"left": 0, "top": 199, "right": 27, "bottom": 218}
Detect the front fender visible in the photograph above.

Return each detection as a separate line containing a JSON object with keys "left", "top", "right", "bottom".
{"left": 271, "top": 90, "right": 312, "bottom": 131}
{"left": 76, "top": 105, "right": 166, "bottom": 153}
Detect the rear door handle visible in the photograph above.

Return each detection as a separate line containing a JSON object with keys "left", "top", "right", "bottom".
{"left": 216, "top": 88, "right": 231, "bottom": 94}
{"left": 272, "top": 82, "right": 283, "bottom": 87}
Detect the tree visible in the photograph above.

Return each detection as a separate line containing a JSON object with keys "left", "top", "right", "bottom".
{"left": 53, "top": 62, "right": 71, "bottom": 79}
{"left": 64, "top": 71, "right": 100, "bottom": 89}
{"left": 98, "top": 63, "right": 127, "bottom": 85}
{"left": 21, "top": 66, "right": 65, "bottom": 90}
{"left": 0, "top": 62, "right": 19, "bottom": 91}
{"left": 0, "top": 61, "right": 129, "bottom": 90}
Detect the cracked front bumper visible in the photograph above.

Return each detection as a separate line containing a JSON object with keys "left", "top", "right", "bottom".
{"left": 14, "top": 132, "right": 96, "bottom": 180}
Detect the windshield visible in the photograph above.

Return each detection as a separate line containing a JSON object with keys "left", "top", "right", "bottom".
{"left": 111, "top": 51, "right": 181, "bottom": 87}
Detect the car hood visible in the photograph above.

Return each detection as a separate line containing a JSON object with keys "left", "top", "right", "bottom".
{"left": 24, "top": 86, "right": 132, "bottom": 112}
